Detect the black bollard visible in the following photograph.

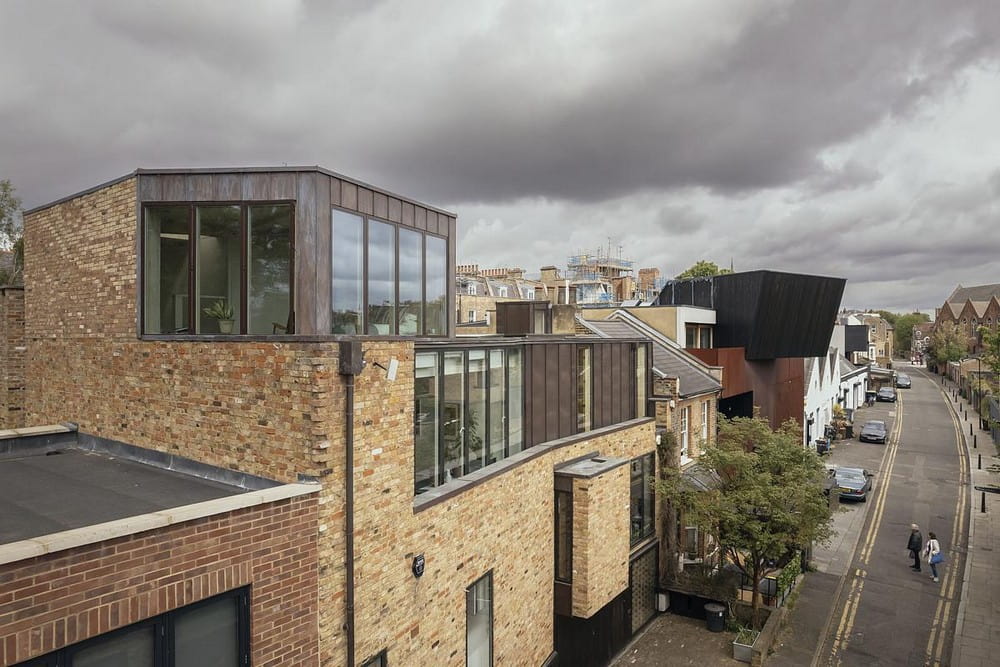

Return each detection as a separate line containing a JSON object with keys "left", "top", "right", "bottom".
{"left": 970, "top": 422, "right": 974, "bottom": 435}
{"left": 982, "top": 491, "right": 987, "bottom": 514}
{"left": 978, "top": 454, "right": 982, "bottom": 470}
{"left": 974, "top": 434, "right": 977, "bottom": 448}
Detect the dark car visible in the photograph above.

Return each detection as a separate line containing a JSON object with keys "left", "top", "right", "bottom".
{"left": 858, "top": 420, "right": 887, "bottom": 444}
{"left": 876, "top": 387, "right": 897, "bottom": 402}
{"left": 895, "top": 374, "right": 912, "bottom": 389}
{"left": 833, "top": 467, "right": 874, "bottom": 501}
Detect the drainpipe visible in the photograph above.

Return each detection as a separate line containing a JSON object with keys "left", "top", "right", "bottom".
{"left": 339, "top": 341, "right": 364, "bottom": 667}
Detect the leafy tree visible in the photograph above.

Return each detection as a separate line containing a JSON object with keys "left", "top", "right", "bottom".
{"left": 875, "top": 310, "right": 898, "bottom": 327}
{"left": 893, "top": 312, "right": 930, "bottom": 356}
{"left": 675, "top": 260, "right": 733, "bottom": 279}
{"left": 657, "top": 415, "right": 833, "bottom": 629}
{"left": 0, "top": 179, "right": 23, "bottom": 285}
{"left": 928, "top": 321, "right": 967, "bottom": 367}
{"left": 979, "top": 325, "right": 1000, "bottom": 391}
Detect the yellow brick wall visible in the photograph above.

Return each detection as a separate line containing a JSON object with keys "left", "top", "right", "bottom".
{"left": 23, "top": 179, "right": 657, "bottom": 665}
{"left": 570, "top": 465, "right": 631, "bottom": 618}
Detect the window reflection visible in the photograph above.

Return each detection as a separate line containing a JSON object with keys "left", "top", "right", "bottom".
{"left": 196, "top": 206, "right": 241, "bottom": 334}
{"left": 414, "top": 353, "right": 440, "bottom": 494}
{"left": 577, "top": 346, "right": 592, "bottom": 432}
{"left": 143, "top": 206, "right": 189, "bottom": 334}
{"left": 425, "top": 236, "right": 447, "bottom": 335}
{"left": 248, "top": 205, "right": 292, "bottom": 335}
{"left": 467, "top": 350, "right": 487, "bottom": 473}
{"left": 399, "top": 229, "right": 423, "bottom": 335}
{"left": 367, "top": 220, "right": 396, "bottom": 335}
{"left": 332, "top": 211, "right": 364, "bottom": 334}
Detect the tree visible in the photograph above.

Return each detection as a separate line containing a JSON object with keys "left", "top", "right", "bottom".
{"left": 0, "top": 179, "right": 23, "bottom": 285}
{"left": 675, "top": 260, "right": 733, "bottom": 279}
{"left": 927, "top": 321, "right": 967, "bottom": 367}
{"left": 980, "top": 325, "right": 1000, "bottom": 391}
{"left": 875, "top": 310, "right": 898, "bottom": 327}
{"left": 657, "top": 415, "right": 833, "bottom": 629}
{"left": 893, "top": 312, "right": 930, "bottom": 357}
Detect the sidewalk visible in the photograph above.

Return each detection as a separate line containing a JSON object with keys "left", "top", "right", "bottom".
{"left": 942, "top": 372, "right": 1000, "bottom": 667}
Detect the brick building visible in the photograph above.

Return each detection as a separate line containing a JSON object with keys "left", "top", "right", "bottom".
{"left": 5, "top": 167, "right": 657, "bottom": 666}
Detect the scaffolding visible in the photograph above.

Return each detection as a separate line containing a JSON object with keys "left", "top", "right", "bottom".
{"left": 566, "top": 243, "right": 634, "bottom": 283}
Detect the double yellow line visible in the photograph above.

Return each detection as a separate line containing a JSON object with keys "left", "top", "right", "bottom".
{"left": 924, "top": 381, "right": 969, "bottom": 665}
{"left": 829, "top": 392, "right": 905, "bottom": 664}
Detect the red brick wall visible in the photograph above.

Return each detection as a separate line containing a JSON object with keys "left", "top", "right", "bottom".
{"left": 0, "top": 494, "right": 319, "bottom": 666}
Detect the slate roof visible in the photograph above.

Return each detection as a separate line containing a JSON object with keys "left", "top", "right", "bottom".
{"left": 947, "top": 283, "right": 1000, "bottom": 306}
{"left": 577, "top": 316, "right": 722, "bottom": 398}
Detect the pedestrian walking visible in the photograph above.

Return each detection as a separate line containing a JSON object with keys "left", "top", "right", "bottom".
{"left": 924, "top": 532, "right": 943, "bottom": 583}
{"left": 907, "top": 524, "right": 923, "bottom": 572}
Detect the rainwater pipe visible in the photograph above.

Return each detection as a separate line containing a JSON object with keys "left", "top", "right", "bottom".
{"left": 338, "top": 341, "right": 364, "bottom": 667}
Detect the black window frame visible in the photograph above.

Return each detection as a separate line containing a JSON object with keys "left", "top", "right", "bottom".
{"left": 630, "top": 452, "right": 656, "bottom": 547}
{"left": 332, "top": 206, "right": 448, "bottom": 337}
{"left": 554, "top": 486, "right": 573, "bottom": 583}
{"left": 17, "top": 587, "right": 251, "bottom": 667}
{"left": 413, "top": 346, "right": 523, "bottom": 494}
{"left": 360, "top": 649, "right": 388, "bottom": 667}
{"left": 140, "top": 201, "right": 296, "bottom": 336}
{"left": 465, "top": 571, "right": 494, "bottom": 667}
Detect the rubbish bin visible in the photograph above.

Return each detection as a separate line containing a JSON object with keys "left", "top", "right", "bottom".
{"left": 815, "top": 439, "right": 829, "bottom": 455}
{"left": 704, "top": 603, "right": 726, "bottom": 633}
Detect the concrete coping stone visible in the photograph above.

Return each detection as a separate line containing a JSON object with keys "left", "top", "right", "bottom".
{"left": 0, "top": 424, "right": 73, "bottom": 440}
{"left": 0, "top": 482, "right": 319, "bottom": 567}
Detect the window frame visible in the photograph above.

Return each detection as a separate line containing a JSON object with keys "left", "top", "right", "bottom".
{"left": 701, "top": 399, "right": 709, "bottom": 441}
{"left": 21, "top": 587, "right": 250, "bottom": 666}
{"left": 332, "top": 206, "right": 448, "bottom": 337}
{"left": 466, "top": 571, "right": 494, "bottom": 667}
{"left": 630, "top": 452, "right": 656, "bottom": 547}
{"left": 140, "top": 201, "right": 295, "bottom": 336}
{"left": 414, "top": 346, "right": 523, "bottom": 494}
{"left": 680, "top": 406, "right": 690, "bottom": 459}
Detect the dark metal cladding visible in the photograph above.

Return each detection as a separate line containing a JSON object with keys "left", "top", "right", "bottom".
{"left": 659, "top": 270, "right": 846, "bottom": 360}
{"left": 844, "top": 325, "right": 869, "bottom": 356}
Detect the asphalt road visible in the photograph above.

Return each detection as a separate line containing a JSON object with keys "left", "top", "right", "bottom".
{"left": 816, "top": 366, "right": 968, "bottom": 666}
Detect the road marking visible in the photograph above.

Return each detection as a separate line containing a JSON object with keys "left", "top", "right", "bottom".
{"left": 923, "top": 382, "right": 968, "bottom": 665}
{"left": 829, "top": 392, "right": 905, "bottom": 663}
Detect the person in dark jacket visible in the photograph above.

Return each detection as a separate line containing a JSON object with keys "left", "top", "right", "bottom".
{"left": 907, "top": 524, "right": 923, "bottom": 571}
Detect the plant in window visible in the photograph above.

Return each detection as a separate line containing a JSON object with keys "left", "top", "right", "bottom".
{"left": 203, "top": 300, "right": 235, "bottom": 333}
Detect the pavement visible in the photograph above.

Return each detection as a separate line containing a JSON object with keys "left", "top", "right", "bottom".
{"left": 941, "top": 370, "right": 1000, "bottom": 667}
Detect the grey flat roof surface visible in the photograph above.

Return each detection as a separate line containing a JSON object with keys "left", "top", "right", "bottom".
{"left": 0, "top": 449, "right": 247, "bottom": 545}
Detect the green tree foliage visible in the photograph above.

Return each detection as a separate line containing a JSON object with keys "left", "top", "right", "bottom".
{"left": 875, "top": 310, "right": 898, "bottom": 326}
{"left": 656, "top": 415, "right": 833, "bottom": 629}
{"left": 893, "top": 312, "right": 930, "bottom": 356}
{"left": 0, "top": 179, "right": 23, "bottom": 285}
{"left": 979, "top": 325, "right": 1000, "bottom": 390}
{"left": 674, "top": 260, "right": 733, "bottom": 279}
{"left": 928, "top": 321, "right": 968, "bottom": 366}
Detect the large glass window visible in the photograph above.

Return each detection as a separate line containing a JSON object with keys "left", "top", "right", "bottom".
{"left": 577, "top": 346, "right": 592, "bottom": 432}
{"left": 247, "top": 204, "right": 292, "bottom": 334}
{"left": 142, "top": 203, "right": 292, "bottom": 336}
{"left": 636, "top": 345, "right": 647, "bottom": 418}
{"left": 488, "top": 350, "right": 505, "bottom": 465}
{"left": 630, "top": 453, "right": 655, "bottom": 546}
{"left": 442, "top": 351, "right": 466, "bottom": 482}
{"left": 399, "top": 228, "right": 424, "bottom": 335}
{"left": 196, "top": 206, "right": 241, "bottom": 334}
{"left": 466, "top": 572, "right": 493, "bottom": 667}
{"left": 425, "top": 236, "right": 448, "bottom": 335}
{"left": 680, "top": 406, "right": 690, "bottom": 459}
{"left": 507, "top": 348, "right": 524, "bottom": 455}
{"left": 367, "top": 219, "right": 396, "bottom": 335}
{"left": 414, "top": 347, "right": 525, "bottom": 493}
{"left": 555, "top": 489, "right": 573, "bottom": 582}
{"left": 467, "top": 350, "right": 488, "bottom": 473}
{"left": 23, "top": 589, "right": 247, "bottom": 667}
{"left": 332, "top": 210, "right": 364, "bottom": 334}
{"left": 143, "top": 206, "right": 190, "bottom": 334}
{"left": 414, "top": 353, "right": 440, "bottom": 494}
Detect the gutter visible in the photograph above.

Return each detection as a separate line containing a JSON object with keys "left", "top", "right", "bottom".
{"left": 339, "top": 341, "right": 364, "bottom": 667}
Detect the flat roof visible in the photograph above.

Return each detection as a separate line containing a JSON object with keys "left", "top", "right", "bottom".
{"left": 0, "top": 448, "right": 246, "bottom": 545}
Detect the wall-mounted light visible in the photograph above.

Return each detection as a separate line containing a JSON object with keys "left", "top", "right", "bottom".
{"left": 371, "top": 358, "right": 399, "bottom": 381}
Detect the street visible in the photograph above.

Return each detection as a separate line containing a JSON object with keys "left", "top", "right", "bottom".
{"left": 811, "top": 366, "right": 968, "bottom": 666}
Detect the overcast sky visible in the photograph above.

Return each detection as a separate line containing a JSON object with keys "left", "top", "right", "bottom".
{"left": 3, "top": 0, "right": 999, "bottom": 311}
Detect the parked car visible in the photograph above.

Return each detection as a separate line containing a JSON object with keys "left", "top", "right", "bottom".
{"left": 895, "top": 374, "right": 911, "bottom": 389}
{"left": 876, "top": 387, "right": 897, "bottom": 402}
{"left": 832, "top": 466, "right": 874, "bottom": 501}
{"left": 858, "top": 420, "right": 887, "bottom": 444}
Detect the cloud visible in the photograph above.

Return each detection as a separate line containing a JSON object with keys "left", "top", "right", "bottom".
{"left": 2, "top": 0, "right": 1000, "bottom": 311}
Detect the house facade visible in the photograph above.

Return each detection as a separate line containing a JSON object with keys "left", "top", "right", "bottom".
{"left": 7, "top": 167, "right": 658, "bottom": 666}
{"left": 934, "top": 284, "right": 1000, "bottom": 355}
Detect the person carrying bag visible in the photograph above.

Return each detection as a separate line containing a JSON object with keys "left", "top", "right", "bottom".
{"left": 924, "top": 532, "right": 944, "bottom": 583}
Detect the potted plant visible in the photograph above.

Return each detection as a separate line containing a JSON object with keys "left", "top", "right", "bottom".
{"left": 733, "top": 626, "right": 760, "bottom": 663}
{"left": 202, "top": 300, "right": 235, "bottom": 334}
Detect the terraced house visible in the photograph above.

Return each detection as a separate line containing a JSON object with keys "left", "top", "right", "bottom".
{"left": 2, "top": 167, "right": 657, "bottom": 667}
